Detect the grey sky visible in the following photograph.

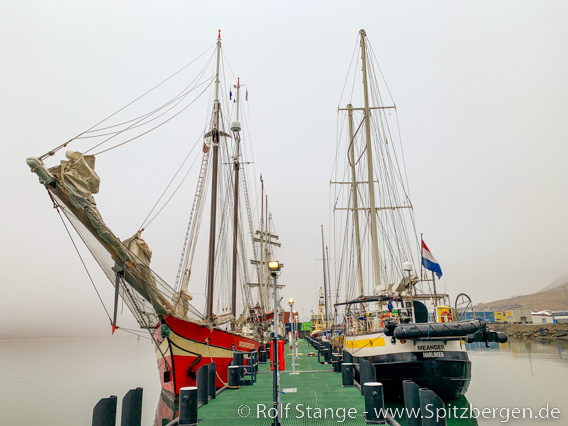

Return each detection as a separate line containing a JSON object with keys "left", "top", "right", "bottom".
{"left": 2, "top": 1, "right": 568, "bottom": 337}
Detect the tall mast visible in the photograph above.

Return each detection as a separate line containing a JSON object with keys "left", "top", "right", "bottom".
{"left": 325, "top": 244, "right": 333, "bottom": 327}
{"left": 260, "top": 176, "right": 265, "bottom": 311}
{"left": 205, "top": 30, "right": 222, "bottom": 320}
{"left": 265, "top": 194, "right": 269, "bottom": 309}
{"left": 347, "top": 104, "right": 365, "bottom": 297}
{"left": 360, "top": 29, "right": 382, "bottom": 291}
{"left": 230, "top": 78, "right": 242, "bottom": 328}
{"left": 320, "top": 225, "right": 329, "bottom": 328}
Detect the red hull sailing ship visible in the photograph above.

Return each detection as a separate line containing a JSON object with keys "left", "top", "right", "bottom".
{"left": 26, "top": 31, "right": 282, "bottom": 400}
{"left": 155, "top": 316, "right": 261, "bottom": 395}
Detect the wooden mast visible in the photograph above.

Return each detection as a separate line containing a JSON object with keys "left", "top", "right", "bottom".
{"left": 320, "top": 225, "right": 329, "bottom": 329}
{"left": 206, "top": 30, "right": 222, "bottom": 320}
{"left": 260, "top": 177, "right": 265, "bottom": 312}
{"left": 230, "top": 78, "right": 242, "bottom": 328}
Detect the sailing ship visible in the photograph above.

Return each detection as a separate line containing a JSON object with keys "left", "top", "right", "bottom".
{"left": 332, "top": 30, "right": 506, "bottom": 400}
{"left": 310, "top": 225, "right": 332, "bottom": 339}
{"left": 26, "top": 32, "right": 283, "bottom": 400}
{"left": 310, "top": 289, "right": 329, "bottom": 339}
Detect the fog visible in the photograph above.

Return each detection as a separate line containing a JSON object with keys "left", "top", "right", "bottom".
{"left": 1, "top": 1, "right": 567, "bottom": 338}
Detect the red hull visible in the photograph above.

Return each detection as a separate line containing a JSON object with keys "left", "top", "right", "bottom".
{"left": 153, "top": 315, "right": 261, "bottom": 396}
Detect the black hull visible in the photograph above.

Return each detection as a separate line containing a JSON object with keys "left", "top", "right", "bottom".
{"left": 354, "top": 351, "right": 471, "bottom": 400}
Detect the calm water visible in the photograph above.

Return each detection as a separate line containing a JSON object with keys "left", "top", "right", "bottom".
{"left": 1, "top": 336, "right": 567, "bottom": 425}
{"left": 465, "top": 339, "right": 568, "bottom": 425}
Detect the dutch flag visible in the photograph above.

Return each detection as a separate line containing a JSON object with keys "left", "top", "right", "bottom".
{"left": 421, "top": 240, "right": 443, "bottom": 279}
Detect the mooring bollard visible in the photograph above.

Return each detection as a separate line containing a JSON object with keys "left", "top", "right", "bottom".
{"left": 92, "top": 395, "right": 117, "bottom": 426}
{"left": 419, "top": 388, "right": 446, "bottom": 426}
{"left": 178, "top": 386, "right": 198, "bottom": 426}
{"left": 208, "top": 362, "right": 216, "bottom": 400}
{"left": 341, "top": 362, "right": 354, "bottom": 386}
{"left": 120, "top": 387, "right": 143, "bottom": 426}
{"left": 196, "top": 364, "right": 209, "bottom": 405}
{"left": 364, "top": 382, "right": 386, "bottom": 424}
{"left": 228, "top": 365, "right": 240, "bottom": 389}
{"left": 233, "top": 351, "right": 244, "bottom": 367}
{"left": 359, "top": 359, "right": 376, "bottom": 395}
{"left": 403, "top": 381, "right": 422, "bottom": 426}
{"left": 343, "top": 350, "right": 353, "bottom": 363}
{"left": 318, "top": 347, "right": 330, "bottom": 364}
{"left": 332, "top": 353, "right": 342, "bottom": 373}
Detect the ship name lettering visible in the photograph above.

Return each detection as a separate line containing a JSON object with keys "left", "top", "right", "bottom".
{"left": 416, "top": 344, "right": 445, "bottom": 351}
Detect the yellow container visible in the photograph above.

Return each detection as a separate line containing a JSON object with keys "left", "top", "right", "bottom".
{"left": 494, "top": 311, "right": 506, "bottom": 322}
{"left": 437, "top": 305, "right": 453, "bottom": 322}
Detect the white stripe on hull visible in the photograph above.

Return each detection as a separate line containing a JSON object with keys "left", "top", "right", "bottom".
{"left": 156, "top": 329, "right": 234, "bottom": 360}
{"left": 344, "top": 332, "right": 466, "bottom": 358}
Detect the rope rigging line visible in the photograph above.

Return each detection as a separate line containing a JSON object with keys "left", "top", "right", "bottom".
{"left": 83, "top": 51, "right": 217, "bottom": 152}
{"left": 337, "top": 33, "right": 361, "bottom": 110}
{"left": 76, "top": 76, "right": 211, "bottom": 140}
{"left": 333, "top": 36, "right": 419, "bottom": 288}
{"left": 118, "top": 278, "right": 174, "bottom": 374}
{"left": 50, "top": 192, "right": 112, "bottom": 323}
{"left": 116, "top": 327, "right": 152, "bottom": 341}
{"left": 138, "top": 131, "right": 205, "bottom": 232}
{"left": 39, "top": 44, "right": 217, "bottom": 161}
{"left": 81, "top": 50, "right": 217, "bottom": 136}
{"left": 90, "top": 77, "right": 216, "bottom": 156}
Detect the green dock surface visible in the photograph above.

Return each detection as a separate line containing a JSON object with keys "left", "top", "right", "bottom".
{"left": 198, "top": 339, "right": 370, "bottom": 425}
{"left": 197, "top": 339, "right": 477, "bottom": 425}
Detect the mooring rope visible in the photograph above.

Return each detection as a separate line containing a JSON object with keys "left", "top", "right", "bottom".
{"left": 206, "top": 339, "right": 228, "bottom": 386}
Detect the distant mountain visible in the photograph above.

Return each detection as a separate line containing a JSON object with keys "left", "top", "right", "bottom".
{"left": 475, "top": 284, "right": 568, "bottom": 311}
{"left": 539, "top": 274, "right": 568, "bottom": 292}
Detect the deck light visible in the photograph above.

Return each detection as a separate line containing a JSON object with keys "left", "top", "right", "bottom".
{"left": 268, "top": 260, "right": 281, "bottom": 272}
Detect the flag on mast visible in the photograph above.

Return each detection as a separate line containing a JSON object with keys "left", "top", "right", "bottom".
{"left": 421, "top": 240, "right": 443, "bottom": 279}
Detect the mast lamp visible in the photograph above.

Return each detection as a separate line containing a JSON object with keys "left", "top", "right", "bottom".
{"left": 268, "top": 261, "right": 281, "bottom": 272}
{"left": 288, "top": 298, "right": 294, "bottom": 305}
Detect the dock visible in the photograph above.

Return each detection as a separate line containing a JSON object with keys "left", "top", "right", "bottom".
{"left": 198, "top": 339, "right": 372, "bottom": 425}
{"left": 93, "top": 338, "right": 479, "bottom": 425}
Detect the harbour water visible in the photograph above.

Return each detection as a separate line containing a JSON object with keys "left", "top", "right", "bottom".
{"left": 1, "top": 336, "right": 567, "bottom": 425}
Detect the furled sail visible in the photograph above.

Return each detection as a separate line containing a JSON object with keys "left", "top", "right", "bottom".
{"left": 172, "top": 269, "right": 193, "bottom": 319}
{"left": 27, "top": 151, "right": 189, "bottom": 325}
{"left": 51, "top": 151, "right": 100, "bottom": 201}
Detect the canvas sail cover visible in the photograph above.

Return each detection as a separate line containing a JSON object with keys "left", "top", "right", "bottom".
{"left": 123, "top": 232, "right": 153, "bottom": 266}
{"left": 51, "top": 151, "right": 100, "bottom": 201}
{"left": 172, "top": 270, "right": 193, "bottom": 319}
{"left": 45, "top": 151, "right": 203, "bottom": 326}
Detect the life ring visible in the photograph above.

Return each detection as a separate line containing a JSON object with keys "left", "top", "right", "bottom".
{"left": 441, "top": 311, "right": 452, "bottom": 323}
{"left": 380, "top": 312, "right": 391, "bottom": 327}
